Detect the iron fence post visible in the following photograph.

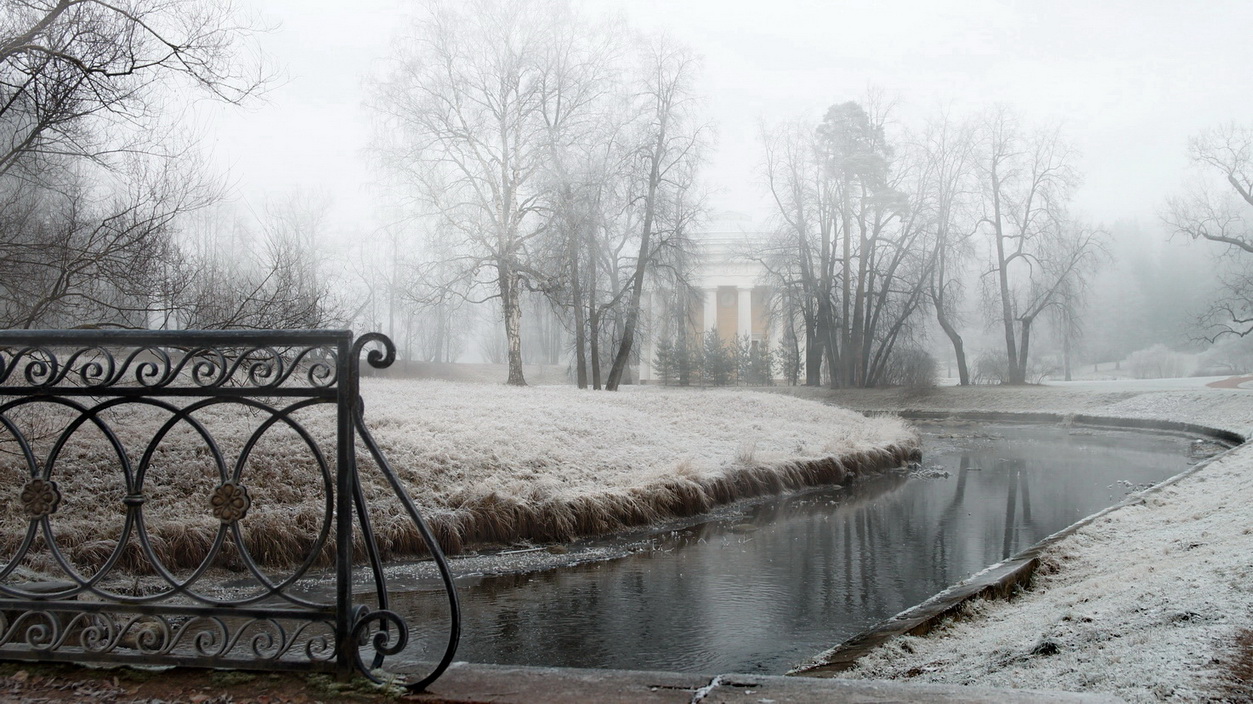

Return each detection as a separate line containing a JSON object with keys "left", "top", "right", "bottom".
{"left": 334, "top": 333, "right": 356, "bottom": 678}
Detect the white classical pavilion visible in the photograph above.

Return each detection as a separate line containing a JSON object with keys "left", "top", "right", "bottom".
{"left": 638, "top": 212, "right": 776, "bottom": 383}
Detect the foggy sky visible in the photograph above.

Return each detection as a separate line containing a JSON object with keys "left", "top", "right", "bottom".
{"left": 207, "top": 0, "right": 1253, "bottom": 243}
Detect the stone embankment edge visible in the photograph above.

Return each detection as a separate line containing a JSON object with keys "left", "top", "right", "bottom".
{"left": 416, "top": 662, "right": 1120, "bottom": 703}
{"left": 793, "top": 409, "right": 1245, "bottom": 677}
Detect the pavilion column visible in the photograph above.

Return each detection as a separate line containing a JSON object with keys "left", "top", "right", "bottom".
{"left": 703, "top": 288, "right": 717, "bottom": 334}
{"left": 737, "top": 287, "right": 752, "bottom": 341}
{"left": 639, "top": 290, "right": 655, "bottom": 383}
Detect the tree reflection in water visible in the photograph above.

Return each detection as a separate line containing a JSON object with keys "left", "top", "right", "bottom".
{"left": 392, "top": 423, "right": 1193, "bottom": 675}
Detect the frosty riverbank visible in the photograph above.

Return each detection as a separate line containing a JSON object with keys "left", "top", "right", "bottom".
{"left": 787, "top": 382, "right": 1253, "bottom": 703}
{"left": 0, "top": 380, "right": 918, "bottom": 571}
{"left": 356, "top": 379, "right": 917, "bottom": 553}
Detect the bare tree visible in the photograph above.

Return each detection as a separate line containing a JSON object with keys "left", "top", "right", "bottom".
{"left": 974, "top": 107, "right": 1102, "bottom": 384}
{"left": 759, "top": 118, "right": 836, "bottom": 386}
{"left": 855, "top": 130, "right": 938, "bottom": 388}
{"left": 399, "top": 224, "right": 476, "bottom": 364}
{"left": 533, "top": 20, "right": 621, "bottom": 388}
{"left": 819, "top": 100, "right": 895, "bottom": 387}
{"left": 0, "top": 0, "right": 263, "bottom": 176}
{"left": 371, "top": 0, "right": 613, "bottom": 386}
{"left": 0, "top": 155, "right": 214, "bottom": 328}
{"left": 916, "top": 110, "right": 978, "bottom": 385}
{"left": 0, "top": 0, "right": 265, "bottom": 330}
{"left": 1164, "top": 123, "right": 1253, "bottom": 339}
{"left": 836, "top": 98, "right": 940, "bottom": 388}
{"left": 604, "top": 38, "right": 706, "bottom": 391}
{"left": 164, "top": 196, "right": 339, "bottom": 330}
{"left": 758, "top": 97, "right": 936, "bottom": 389}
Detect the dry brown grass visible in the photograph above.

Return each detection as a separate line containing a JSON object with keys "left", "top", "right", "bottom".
{"left": 1223, "top": 629, "right": 1253, "bottom": 703}
{"left": 0, "top": 382, "right": 918, "bottom": 573}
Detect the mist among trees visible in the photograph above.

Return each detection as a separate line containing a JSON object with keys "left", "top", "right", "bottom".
{"left": 0, "top": 0, "right": 1247, "bottom": 387}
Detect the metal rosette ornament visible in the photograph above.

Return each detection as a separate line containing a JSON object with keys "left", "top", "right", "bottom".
{"left": 349, "top": 332, "right": 460, "bottom": 691}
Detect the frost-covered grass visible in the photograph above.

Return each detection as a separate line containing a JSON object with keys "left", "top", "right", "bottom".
{"left": 791, "top": 384, "right": 1253, "bottom": 703}
{"left": 0, "top": 381, "right": 916, "bottom": 574}
{"left": 358, "top": 380, "right": 917, "bottom": 555}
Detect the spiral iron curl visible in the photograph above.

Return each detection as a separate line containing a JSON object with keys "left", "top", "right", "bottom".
{"left": 351, "top": 608, "right": 410, "bottom": 682}
{"left": 352, "top": 333, "right": 396, "bottom": 370}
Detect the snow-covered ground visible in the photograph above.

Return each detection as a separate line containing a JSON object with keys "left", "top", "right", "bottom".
{"left": 788, "top": 381, "right": 1253, "bottom": 703}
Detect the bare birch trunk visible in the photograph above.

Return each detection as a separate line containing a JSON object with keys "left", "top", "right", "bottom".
{"left": 499, "top": 260, "right": 526, "bottom": 386}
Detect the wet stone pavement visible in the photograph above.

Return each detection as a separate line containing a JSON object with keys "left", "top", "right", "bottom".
{"left": 408, "top": 662, "right": 1122, "bottom": 703}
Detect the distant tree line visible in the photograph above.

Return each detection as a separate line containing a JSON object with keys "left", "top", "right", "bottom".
{"left": 364, "top": 10, "right": 1253, "bottom": 390}
{"left": 9, "top": 0, "right": 1242, "bottom": 389}
{"left": 759, "top": 99, "right": 1105, "bottom": 387}
{"left": 364, "top": 0, "right": 1119, "bottom": 389}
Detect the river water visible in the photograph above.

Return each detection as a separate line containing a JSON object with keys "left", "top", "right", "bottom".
{"left": 392, "top": 421, "right": 1203, "bottom": 675}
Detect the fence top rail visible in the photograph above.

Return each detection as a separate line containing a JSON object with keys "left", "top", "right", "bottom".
{"left": 0, "top": 329, "right": 358, "bottom": 396}
{"left": 0, "top": 329, "right": 353, "bottom": 347}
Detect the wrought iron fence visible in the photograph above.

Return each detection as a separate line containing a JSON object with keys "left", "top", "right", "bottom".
{"left": 0, "top": 329, "right": 459, "bottom": 690}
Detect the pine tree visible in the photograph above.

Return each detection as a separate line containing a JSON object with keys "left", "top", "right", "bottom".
{"left": 653, "top": 338, "right": 675, "bottom": 385}
{"left": 703, "top": 329, "right": 733, "bottom": 386}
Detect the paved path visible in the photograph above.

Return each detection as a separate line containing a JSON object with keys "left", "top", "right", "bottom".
{"left": 1036, "top": 373, "right": 1253, "bottom": 390}
{"left": 1206, "top": 374, "right": 1253, "bottom": 389}
{"left": 411, "top": 663, "right": 1120, "bottom": 703}
{"left": 1040, "top": 375, "right": 1240, "bottom": 391}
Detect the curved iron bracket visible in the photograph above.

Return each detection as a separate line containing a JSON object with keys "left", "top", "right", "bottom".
{"left": 349, "top": 333, "right": 461, "bottom": 691}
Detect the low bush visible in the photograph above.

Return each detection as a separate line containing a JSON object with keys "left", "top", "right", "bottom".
{"left": 879, "top": 347, "right": 937, "bottom": 388}
{"left": 972, "top": 350, "right": 1009, "bottom": 385}
{"left": 1126, "top": 344, "right": 1191, "bottom": 379}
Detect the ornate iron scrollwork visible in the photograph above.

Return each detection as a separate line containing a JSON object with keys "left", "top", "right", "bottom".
{"left": 0, "top": 330, "right": 459, "bottom": 691}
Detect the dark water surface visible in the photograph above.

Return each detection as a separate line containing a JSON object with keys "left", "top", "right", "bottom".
{"left": 394, "top": 422, "right": 1199, "bottom": 675}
